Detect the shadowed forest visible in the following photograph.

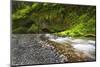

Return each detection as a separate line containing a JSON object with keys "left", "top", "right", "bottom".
{"left": 12, "top": 1, "right": 96, "bottom": 37}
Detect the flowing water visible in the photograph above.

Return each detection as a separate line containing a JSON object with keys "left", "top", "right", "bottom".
{"left": 44, "top": 34, "right": 96, "bottom": 60}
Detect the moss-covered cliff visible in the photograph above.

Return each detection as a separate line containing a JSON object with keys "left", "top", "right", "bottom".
{"left": 12, "top": 1, "right": 96, "bottom": 37}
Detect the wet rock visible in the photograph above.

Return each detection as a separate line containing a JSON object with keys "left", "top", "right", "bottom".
{"left": 11, "top": 34, "right": 63, "bottom": 66}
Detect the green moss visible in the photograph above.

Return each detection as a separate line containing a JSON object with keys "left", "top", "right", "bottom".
{"left": 12, "top": 1, "right": 96, "bottom": 35}
{"left": 27, "top": 24, "right": 38, "bottom": 32}
{"left": 27, "top": 24, "right": 38, "bottom": 33}
{"left": 56, "top": 15, "right": 96, "bottom": 37}
{"left": 13, "top": 27, "right": 28, "bottom": 33}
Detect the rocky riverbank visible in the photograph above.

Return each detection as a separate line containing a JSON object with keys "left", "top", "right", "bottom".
{"left": 11, "top": 34, "right": 65, "bottom": 66}
{"left": 11, "top": 34, "right": 96, "bottom": 66}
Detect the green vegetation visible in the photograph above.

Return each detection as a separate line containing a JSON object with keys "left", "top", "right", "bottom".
{"left": 12, "top": 1, "right": 96, "bottom": 37}
{"left": 57, "top": 13, "right": 96, "bottom": 37}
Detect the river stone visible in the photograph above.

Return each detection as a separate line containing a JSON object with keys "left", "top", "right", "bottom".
{"left": 11, "top": 34, "right": 63, "bottom": 66}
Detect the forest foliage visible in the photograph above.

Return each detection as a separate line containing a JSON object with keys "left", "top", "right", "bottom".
{"left": 12, "top": 1, "right": 96, "bottom": 37}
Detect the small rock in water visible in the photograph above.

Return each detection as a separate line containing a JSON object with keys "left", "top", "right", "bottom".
{"left": 45, "top": 34, "right": 58, "bottom": 39}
